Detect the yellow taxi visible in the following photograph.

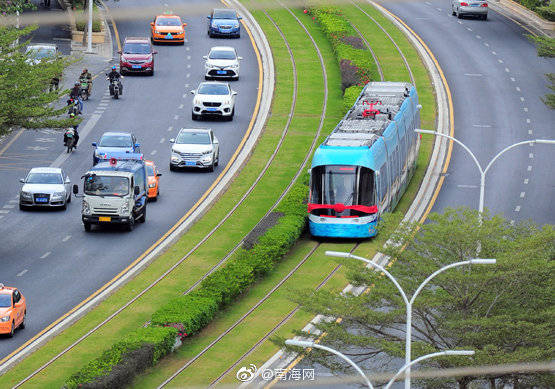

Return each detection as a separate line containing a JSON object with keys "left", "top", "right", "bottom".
{"left": 150, "top": 14, "right": 187, "bottom": 44}
{"left": 0, "top": 284, "right": 26, "bottom": 337}
{"left": 146, "top": 160, "right": 161, "bottom": 201}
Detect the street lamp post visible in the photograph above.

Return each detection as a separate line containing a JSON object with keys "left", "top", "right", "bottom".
{"left": 415, "top": 130, "right": 555, "bottom": 213}
{"left": 285, "top": 339, "right": 375, "bottom": 389}
{"left": 326, "top": 251, "right": 495, "bottom": 389}
{"left": 86, "top": 0, "right": 93, "bottom": 53}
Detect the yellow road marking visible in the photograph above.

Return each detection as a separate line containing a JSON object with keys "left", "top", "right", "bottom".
{"left": 0, "top": 1, "right": 263, "bottom": 369}
{"left": 266, "top": 4, "right": 456, "bottom": 386}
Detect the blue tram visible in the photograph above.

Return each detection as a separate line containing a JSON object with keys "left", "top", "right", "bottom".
{"left": 308, "top": 82, "right": 421, "bottom": 238}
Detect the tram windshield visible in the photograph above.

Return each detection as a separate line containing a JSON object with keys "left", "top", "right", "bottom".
{"left": 310, "top": 165, "right": 375, "bottom": 216}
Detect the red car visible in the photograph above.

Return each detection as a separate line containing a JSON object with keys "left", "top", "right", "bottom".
{"left": 119, "top": 37, "right": 158, "bottom": 76}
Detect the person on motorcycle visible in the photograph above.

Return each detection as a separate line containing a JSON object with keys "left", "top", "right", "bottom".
{"left": 80, "top": 68, "right": 92, "bottom": 95}
{"left": 107, "top": 65, "right": 123, "bottom": 95}
{"left": 69, "top": 82, "right": 83, "bottom": 113}
{"left": 64, "top": 113, "right": 79, "bottom": 147}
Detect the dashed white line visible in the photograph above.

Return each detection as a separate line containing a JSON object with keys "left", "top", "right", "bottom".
{"left": 173, "top": 114, "right": 179, "bottom": 120}
{"left": 514, "top": 206, "right": 521, "bottom": 212}
{"left": 491, "top": 51, "right": 497, "bottom": 55}
{"left": 0, "top": 210, "right": 9, "bottom": 214}
{"left": 515, "top": 86, "right": 520, "bottom": 91}
{"left": 526, "top": 118, "right": 531, "bottom": 123}
{"left": 186, "top": 64, "right": 191, "bottom": 69}
{"left": 186, "top": 47, "right": 190, "bottom": 51}
{"left": 472, "top": 124, "right": 491, "bottom": 128}
{"left": 498, "top": 59, "right": 504, "bottom": 63}
{"left": 178, "top": 104, "right": 184, "bottom": 109}
{"left": 523, "top": 107, "right": 528, "bottom": 112}
{"left": 425, "top": 1, "right": 431, "bottom": 4}
{"left": 40, "top": 251, "right": 51, "bottom": 259}
{"left": 458, "top": 20, "right": 462, "bottom": 24}
{"left": 529, "top": 153, "right": 534, "bottom": 159}
{"left": 528, "top": 129, "right": 533, "bottom": 135}
{"left": 150, "top": 150, "right": 157, "bottom": 156}
{"left": 186, "top": 73, "right": 190, "bottom": 78}
{"left": 186, "top": 55, "right": 191, "bottom": 60}
{"left": 527, "top": 165, "right": 532, "bottom": 171}
{"left": 8, "top": 200, "right": 17, "bottom": 203}
{"left": 484, "top": 42, "right": 489, "bottom": 47}
{"left": 510, "top": 77, "right": 516, "bottom": 82}
{"left": 466, "top": 27, "right": 472, "bottom": 31}
{"left": 520, "top": 97, "right": 525, "bottom": 102}
{"left": 185, "top": 84, "right": 190, "bottom": 88}
{"left": 62, "top": 235, "right": 71, "bottom": 242}
{"left": 457, "top": 184, "right": 478, "bottom": 188}
{"left": 524, "top": 179, "right": 529, "bottom": 184}
{"left": 436, "top": 7, "right": 442, "bottom": 11}
{"left": 476, "top": 35, "right": 481, "bottom": 39}
{"left": 17, "top": 269, "right": 28, "bottom": 277}
{"left": 3, "top": 204, "right": 15, "bottom": 209}
{"left": 529, "top": 142, "right": 534, "bottom": 147}
{"left": 182, "top": 93, "right": 187, "bottom": 98}
{"left": 505, "top": 67, "right": 510, "bottom": 73}
{"left": 520, "top": 192, "right": 525, "bottom": 198}
{"left": 159, "top": 138, "right": 165, "bottom": 143}
{"left": 464, "top": 73, "right": 483, "bottom": 77}
{"left": 168, "top": 126, "right": 173, "bottom": 132}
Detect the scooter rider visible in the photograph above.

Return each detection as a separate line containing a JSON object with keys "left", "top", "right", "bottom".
{"left": 80, "top": 68, "right": 92, "bottom": 95}
{"left": 64, "top": 113, "right": 79, "bottom": 147}
{"left": 69, "top": 82, "right": 83, "bottom": 113}
{"left": 107, "top": 65, "right": 123, "bottom": 95}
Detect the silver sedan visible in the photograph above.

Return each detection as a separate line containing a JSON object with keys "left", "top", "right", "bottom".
{"left": 19, "top": 167, "right": 71, "bottom": 210}
{"left": 452, "top": 0, "right": 488, "bottom": 20}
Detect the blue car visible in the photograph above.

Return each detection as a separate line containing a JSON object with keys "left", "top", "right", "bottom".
{"left": 92, "top": 132, "right": 140, "bottom": 165}
{"left": 207, "top": 9, "right": 242, "bottom": 38}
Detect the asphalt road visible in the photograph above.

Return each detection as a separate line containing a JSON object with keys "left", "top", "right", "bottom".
{"left": 0, "top": 0, "right": 259, "bottom": 358}
{"left": 275, "top": 1, "right": 554, "bottom": 387}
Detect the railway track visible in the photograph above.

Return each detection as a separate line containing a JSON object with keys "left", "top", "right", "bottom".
{"left": 11, "top": 1, "right": 326, "bottom": 388}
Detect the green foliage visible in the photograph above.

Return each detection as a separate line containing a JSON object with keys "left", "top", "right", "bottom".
{"left": 536, "top": 4, "right": 555, "bottom": 21}
{"left": 542, "top": 73, "right": 555, "bottom": 108}
{"left": 528, "top": 35, "right": 555, "bottom": 57}
{"left": 64, "top": 326, "right": 177, "bottom": 388}
{"left": 0, "top": 26, "right": 75, "bottom": 136}
{"left": 343, "top": 85, "right": 363, "bottom": 112}
{"left": 66, "top": 176, "right": 310, "bottom": 387}
{"left": 288, "top": 208, "right": 555, "bottom": 387}
{"left": 75, "top": 19, "right": 102, "bottom": 32}
{"left": 0, "top": 0, "right": 35, "bottom": 15}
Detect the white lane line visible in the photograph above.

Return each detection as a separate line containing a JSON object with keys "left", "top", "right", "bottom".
{"left": 510, "top": 77, "right": 516, "bottom": 82}
{"left": 466, "top": 27, "right": 472, "bottom": 31}
{"left": 178, "top": 104, "right": 184, "bottom": 109}
{"left": 187, "top": 55, "right": 191, "bottom": 60}
{"left": 524, "top": 179, "right": 529, "bottom": 184}
{"left": 0, "top": 215, "right": 4, "bottom": 220}
{"left": 498, "top": 59, "right": 503, "bottom": 63}
{"left": 523, "top": 107, "right": 528, "bottom": 112}
{"left": 17, "top": 269, "right": 28, "bottom": 277}
{"left": 436, "top": 7, "right": 442, "bottom": 11}
{"left": 472, "top": 124, "right": 491, "bottom": 128}
{"left": 150, "top": 150, "right": 157, "bottom": 156}
{"left": 3, "top": 204, "right": 15, "bottom": 209}
{"left": 62, "top": 235, "right": 71, "bottom": 242}
{"left": 186, "top": 47, "right": 190, "bottom": 51}
{"left": 520, "top": 97, "right": 525, "bottom": 102}
{"left": 529, "top": 153, "right": 534, "bottom": 159}
{"left": 457, "top": 184, "right": 478, "bottom": 188}
{"left": 464, "top": 73, "right": 483, "bottom": 77}
{"left": 173, "top": 114, "right": 179, "bottom": 120}
{"left": 528, "top": 129, "right": 533, "bottom": 135}
{"left": 505, "top": 67, "right": 510, "bottom": 73}
{"left": 159, "top": 138, "right": 165, "bottom": 143}
{"left": 458, "top": 20, "right": 462, "bottom": 24}
{"left": 186, "top": 64, "right": 191, "bottom": 69}
{"left": 492, "top": 51, "right": 497, "bottom": 55}
{"left": 425, "top": 1, "right": 431, "bottom": 4}
{"left": 167, "top": 126, "right": 173, "bottom": 132}
{"left": 526, "top": 118, "right": 531, "bottom": 123}
{"left": 185, "top": 39, "right": 188, "bottom": 43}
{"left": 8, "top": 200, "right": 18, "bottom": 203}
{"left": 476, "top": 35, "right": 481, "bottom": 39}
{"left": 0, "top": 210, "right": 9, "bottom": 214}
{"left": 40, "top": 251, "right": 51, "bottom": 259}
{"left": 415, "top": 17, "right": 430, "bottom": 20}
{"left": 185, "top": 83, "right": 190, "bottom": 88}
{"left": 520, "top": 192, "right": 525, "bottom": 198}
{"left": 484, "top": 42, "right": 489, "bottom": 47}
{"left": 182, "top": 93, "right": 187, "bottom": 98}
{"left": 186, "top": 73, "right": 190, "bottom": 78}
{"left": 529, "top": 142, "right": 533, "bottom": 147}
{"left": 515, "top": 86, "right": 520, "bottom": 91}
{"left": 514, "top": 206, "right": 521, "bottom": 212}
{"left": 527, "top": 165, "right": 532, "bottom": 171}
{"left": 93, "top": 111, "right": 104, "bottom": 115}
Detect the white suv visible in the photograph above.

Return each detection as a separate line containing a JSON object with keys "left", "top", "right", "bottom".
{"left": 191, "top": 82, "right": 237, "bottom": 121}
{"left": 204, "top": 46, "right": 242, "bottom": 80}
{"left": 170, "top": 128, "right": 220, "bottom": 172}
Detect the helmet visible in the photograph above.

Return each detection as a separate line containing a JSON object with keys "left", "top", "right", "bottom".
{"left": 74, "top": 81, "right": 80, "bottom": 86}
{"left": 83, "top": 68, "right": 88, "bottom": 72}
{"left": 112, "top": 65, "right": 116, "bottom": 70}
{"left": 69, "top": 113, "right": 75, "bottom": 118}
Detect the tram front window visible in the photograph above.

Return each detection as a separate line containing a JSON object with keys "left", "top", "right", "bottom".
{"left": 310, "top": 165, "right": 375, "bottom": 216}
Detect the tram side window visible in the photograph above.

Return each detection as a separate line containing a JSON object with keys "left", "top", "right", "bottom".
{"left": 377, "top": 164, "right": 387, "bottom": 205}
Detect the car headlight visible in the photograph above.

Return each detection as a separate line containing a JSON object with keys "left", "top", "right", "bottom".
{"left": 154, "top": 30, "right": 161, "bottom": 34}
{"left": 193, "top": 99, "right": 201, "bottom": 105}
{"left": 171, "top": 152, "right": 181, "bottom": 162}
{"left": 202, "top": 150, "right": 212, "bottom": 155}
{"left": 229, "top": 64, "right": 239, "bottom": 68}
{"left": 223, "top": 99, "right": 231, "bottom": 105}
{"left": 0, "top": 315, "right": 10, "bottom": 322}
{"left": 52, "top": 191, "right": 65, "bottom": 199}
{"left": 120, "top": 201, "right": 130, "bottom": 215}
{"left": 82, "top": 200, "right": 90, "bottom": 215}
{"left": 21, "top": 191, "right": 32, "bottom": 198}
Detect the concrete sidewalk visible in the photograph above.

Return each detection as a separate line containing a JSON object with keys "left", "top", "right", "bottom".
{"left": 490, "top": 0, "right": 555, "bottom": 37}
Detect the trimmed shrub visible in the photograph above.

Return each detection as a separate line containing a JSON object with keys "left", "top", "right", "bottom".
{"left": 64, "top": 326, "right": 177, "bottom": 388}
{"left": 343, "top": 85, "right": 364, "bottom": 112}
{"left": 536, "top": 5, "right": 555, "bottom": 21}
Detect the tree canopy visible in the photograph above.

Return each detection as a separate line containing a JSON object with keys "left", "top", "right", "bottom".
{"left": 0, "top": 26, "right": 77, "bottom": 136}
{"left": 283, "top": 208, "right": 554, "bottom": 388}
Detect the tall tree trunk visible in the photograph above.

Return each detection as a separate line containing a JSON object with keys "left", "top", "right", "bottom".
{"left": 489, "top": 377, "right": 496, "bottom": 388}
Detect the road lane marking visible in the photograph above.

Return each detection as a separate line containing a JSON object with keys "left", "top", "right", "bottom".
{"left": 182, "top": 94, "right": 187, "bottom": 98}
{"left": 476, "top": 35, "right": 481, "bottom": 39}
{"left": 0, "top": 210, "right": 9, "bottom": 214}
{"left": 529, "top": 153, "right": 533, "bottom": 158}
{"left": 178, "top": 104, "right": 184, "bottom": 109}
{"left": 187, "top": 55, "right": 191, "bottom": 60}
{"left": 173, "top": 115, "right": 179, "bottom": 120}
{"left": 186, "top": 73, "right": 190, "bottom": 78}
{"left": 491, "top": 51, "right": 496, "bottom": 55}
{"left": 466, "top": 27, "right": 472, "bottom": 31}
{"left": 8, "top": 200, "right": 17, "bottom": 203}
{"left": 515, "top": 206, "right": 521, "bottom": 212}
{"left": 472, "top": 124, "right": 491, "bottom": 128}
{"left": 186, "top": 64, "right": 191, "bottom": 69}
{"left": 510, "top": 77, "right": 516, "bottom": 82}
{"left": 520, "top": 97, "right": 525, "bottom": 101}
{"left": 527, "top": 165, "right": 532, "bottom": 171}
{"left": 520, "top": 192, "right": 525, "bottom": 198}
{"left": 3, "top": 204, "right": 15, "bottom": 209}
{"left": 524, "top": 179, "right": 529, "bottom": 184}
{"left": 498, "top": 59, "right": 503, "bottom": 63}
{"left": 515, "top": 86, "right": 520, "bottom": 91}
{"left": 159, "top": 138, "right": 165, "bottom": 143}
{"left": 464, "top": 73, "right": 483, "bottom": 77}
{"left": 484, "top": 42, "right": 489, "bottom": 47}
{"left": 526, "top": 118, "right": 530, "bottom": 123}
{"left": 436, "top": 7, "right": 441, "bottom": 11}
{"left": 40, "top": 252, "right": 51, "bottom": 259}
{"left": 505, "top": 67, "right": 510, "bottom": 72}
{"left": 523, "top": 107, "right": 528, "bottom": 112}
{"left": 62, "top": 235, "right": 71, "bottom": 242}
{"left": 528, "top": 130, "right": 533, "bottom": 135}
{"left": 167, "top": 126, "right": 173, "bottom": 132}
{"left": 186, "top": 47, "right": 190, "bottom": 51}
{"left": 150, "top": 150, "right": 157, "bottom": 156}
{"left": 457, "top": 184, "right": 478, "bottom": 188}
{"left": 17, "top": 269, "right": 28, "bottom": 277}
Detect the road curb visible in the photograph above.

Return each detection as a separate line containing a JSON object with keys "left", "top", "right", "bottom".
{"left": 243, "top": 1, "right": 453, "bottom": 385}
{"left": 490, "top": 0, "right": 555, "bottom": 37}
{"left": 0, "top": 2, "right": 274, "bottom": 376}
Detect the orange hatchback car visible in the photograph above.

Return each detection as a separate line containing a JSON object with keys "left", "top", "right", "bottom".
{"left": 0, "top": 284, "right": 26, "bottom": 337}
{"left": 146, "top": 160, "right": 162, "bottom": 201}
{"left": 150, "top": 14, "right": 187, "bottom": 44}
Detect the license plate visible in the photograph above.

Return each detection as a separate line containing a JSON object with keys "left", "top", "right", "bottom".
{"left": 35, "top": 197, "right": 48, "bottom": 203}
{"left": 165, "top": 34, "right": 173, "bottom": 39}
{"left": 471, "top": 3, "right": 479, "bottom": 6}
{"left": 216, "top": 70, "right": 226, "bottom": 75}
{"left": 206, "top": 107, "right": 218, "bottom": 111}
{"left": 99, "top": 216, "right": 111, "bottom": 222}
{"left": 185, "top": 161, "right": 196, "bottom": 166}
{"left": 132, "top": 65, "right": 141, "bottom": 69}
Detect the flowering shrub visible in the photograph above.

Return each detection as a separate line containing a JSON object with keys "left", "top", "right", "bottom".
{"left": 0, "top": 0, "right": 35, "bottom": 16}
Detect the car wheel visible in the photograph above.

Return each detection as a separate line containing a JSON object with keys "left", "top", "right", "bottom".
{"left": 139, "top": 207, "right": 146, "bottom": 223}
{"left": 452, "top": 7, "right": 456, "bottom": 16}
{"left": 20, "top": 312, "right": 26, "bottom": 329}
{"left": 215, "top": 153, "right": 219, "bottom": 167}
{"left": 151, "top": 194, "right": 158, "bottom": 202}
{"left": 61, "top": 201, "right": 67, "bottom": 210}
{"left": 67, "top": 193, "right": 71, "bottom": 203}
{"left": 457, "top": 10, "right": 463, "bottom": 18}
{"left": 126, "top": 217, "right": 134, "bottom": 231}
{"left": 149, "top": 69, "right": 154, "bottom": 76}
{"left": 19, "top": 203, "right": 26, "bottom": 211}
{"left": 207, "top": 162, "right": 214, "bottom": 173}
{"left": 483, "top": 14, "right": 487, "bottom": 20}
{"left": 192, "top": 112, "right": 199, "bottom": 121}
{"left": 170, "top": 164, "right": 177, "bottom": 172}
{"left": 84, "top": 222, "right": 92, "bottom": 232}
{"left": 8, "top": 321, "right": 15, "bottom": 337}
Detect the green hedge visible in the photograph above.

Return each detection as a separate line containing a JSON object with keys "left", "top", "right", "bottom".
{"left": 309, "top": 6, "right": 378, "bottom": 95}
{"left": 64, "top": 177, "right": 309, "bottom": 388}
{"left": 64, "top": 326, "right": 177, "bottom": 388}
{"left": 343, "top": 85, "right": 363, "bottom": 112}
{"left": 536, "top": 5, "right": 555, "bottom": 21}
{"left": 75, "top": 19, "right": 102, "bottom": 33}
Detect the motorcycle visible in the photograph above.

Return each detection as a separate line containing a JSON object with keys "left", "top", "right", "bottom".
{"left": 106, "top": 75, "right": 122, "bottom": 99}
{"left": 64, "top": 128, "right": 76, "bottom": 153}
{"left": 67, "top": 98, "right": 80, "bottom": 116}
{"left": 79, "top": 77, "right": 90, "bottom": 101}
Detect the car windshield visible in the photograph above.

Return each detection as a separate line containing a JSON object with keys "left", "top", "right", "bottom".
{"left": 146, "top": 165, "right": 155, "bottom": 176}
{"left": 123, "top": 43, "right": 150, "bottom": 54}
{"left": 84, "top": 175, "right": 129, "bottom": 197}
{"left": 177, "top": 132, "right": 211, "bottom": 145}
{"left": 213, "top": 9, "right": 237, "bottom": 19}
{"left": 99, "top": 135, "right": 133, "bottom": 148}
{"left": 198, "top": 84, "right": 229, "bottom": 95}
{"left": 209, "top": 50, "right": 236, "bottom": 60}
{"left": 26, "top": 47, "right": 55, "bottom": 59}
{"left": 26, "top": 172, "right": 62, "bottom": 184}
{"left": 0, "top": 294, "right": 11, "bottom": 308}
{"left": 156, "top": 17, "right": 181, "bottom": 26}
